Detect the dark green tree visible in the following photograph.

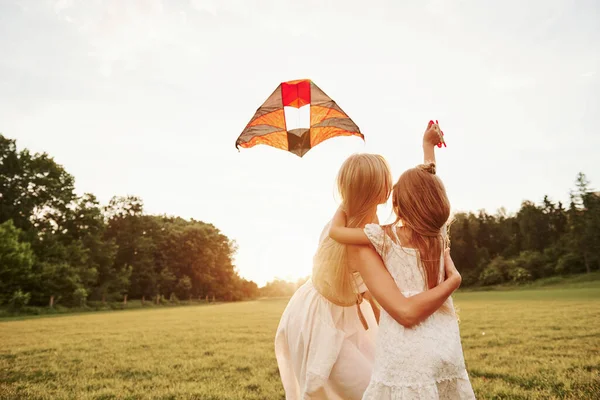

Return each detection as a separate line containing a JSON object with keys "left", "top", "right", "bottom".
{"left": 0, "top": 220, "right": 35, "bottom": 304}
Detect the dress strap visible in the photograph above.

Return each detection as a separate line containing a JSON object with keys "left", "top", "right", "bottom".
{"left": 391, "top": 223, "right": 403, "bottom": 246}
{"left": 356, "top": 295, "right": 369, "bottom": 330}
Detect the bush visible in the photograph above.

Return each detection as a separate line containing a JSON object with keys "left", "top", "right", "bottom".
{"left": 54, "top": 304, "right": 69, "bottom": 313}
{"left": 543, "top": 246, "right": 564, "bottom": 263}
{"left": 489, "top": 256, "right": 513, "bottom": 281}
{"left": 73, "top": 288, "right": 88, "bottom": 307}
{"left": 21, "top": 306, "right": 43, "bottom": 315}
{"left": 556, "top": 253, "right": 585, "bottom": 274}
{"left": 176, "top": 276, "right": 192, "bottom": 299}
{"left": 508, "top": 266, "right": 533, "bottom": 283}
{"left": 461, "top": 270, "right": 481, "bottom": 287}
{"left": 515, "top": 251, "right": 548, "bottom": 279}
{"left": 475, "top": 247, "right": 491, "bottom": 272}
{"left": 480, "top": 265, "right": 504, "bottom": 286}
{"left": 9, "top": 290, "right": 31, "bottom": 311}
{"left": 109, "top": 302, "right": 125, "bottom": 310}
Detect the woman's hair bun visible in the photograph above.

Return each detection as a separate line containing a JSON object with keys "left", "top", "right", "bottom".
{"left": 417, "top": 162, "right": 436, "bottom": 175}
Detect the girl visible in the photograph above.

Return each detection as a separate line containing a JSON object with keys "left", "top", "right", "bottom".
{"left": 274, "top": 124, "right": 463, "bottom": 400}
{"left": 329, "top": 161, "right": 476, "bottom": 399}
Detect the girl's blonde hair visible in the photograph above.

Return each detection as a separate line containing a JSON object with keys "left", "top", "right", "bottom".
{"left": 337, "top": 154, "right": 393, "bottom": 227}
{"left": 312, "top": 154, "right": 392, "bottom": 306}
{"left": 386, "top": 162, "right": 450, "bottom": 289}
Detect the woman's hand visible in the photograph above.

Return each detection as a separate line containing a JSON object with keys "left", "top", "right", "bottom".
{"left": 422, "top": 122, "right": 442, "bottom": 164}
{"left": 423, "top": 122, "right": 443, "bottom": 148}
{"left": 444, "top": 248, "right": 462, "bottom": 289}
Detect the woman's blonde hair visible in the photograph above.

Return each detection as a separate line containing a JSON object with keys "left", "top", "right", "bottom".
{"left": 386, "top": 162, "right": 450, "bottom": 289}
{"left": 312, "top": 154, "right": 392, "bottom": 306}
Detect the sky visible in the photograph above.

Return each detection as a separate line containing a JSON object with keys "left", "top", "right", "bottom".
{"left": 1, "top": 0, "right": 598, "bottom": 286}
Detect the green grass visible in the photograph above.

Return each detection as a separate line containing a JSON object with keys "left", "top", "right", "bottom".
{"left": 0, "top": 299, "right": 217, "bottom": 320}
{"left": 1, "top": 287, "right": 599, "bottom": 399}
{"left": 458, "top": 271, "right": 600, "bottom": 292}
{"left": 4, "top": 272, "right": 598, "bottom": 320}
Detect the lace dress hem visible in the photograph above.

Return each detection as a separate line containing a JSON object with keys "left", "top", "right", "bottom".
{"left": 362, "top": 375, "right": 476, "bottom": 399}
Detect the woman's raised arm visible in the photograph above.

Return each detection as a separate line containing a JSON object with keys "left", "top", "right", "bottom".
{"left": 423, "top": 121, "right": 443, "bottom": 165}
{"left": 348, "top": 245, "right": 461, "bottom": 327}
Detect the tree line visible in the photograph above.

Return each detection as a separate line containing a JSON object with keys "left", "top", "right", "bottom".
{"left": 258, "top": 175, "right": 600, "bottom": 293}
{"left": 1, "top": 133, "right": 599, "bottom": 311}
{"left": 448, "top": 173, "right": 600, "bottom": 286}
{"left": 0, "top": 134, "right": 259, "bottom": 310}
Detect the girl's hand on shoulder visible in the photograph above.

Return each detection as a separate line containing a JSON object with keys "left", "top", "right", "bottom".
{"left": 329, "top": 207, "right": 372, "bottom": 245}
{"left": 444, "top": 248, "right": 462, "bottom": 289}
{"left": 331, "top": 206, "right": 347, "bottom": 228}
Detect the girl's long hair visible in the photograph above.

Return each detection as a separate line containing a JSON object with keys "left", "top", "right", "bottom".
{"left": 386, "top": 162, "right": 450, "bottom": 289}
{"left": 312, "top": 154, "right": 392, "bottom": 305}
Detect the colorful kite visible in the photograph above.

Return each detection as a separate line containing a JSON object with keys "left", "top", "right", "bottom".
{"left": 235, "top": 79, "right": 364, "bottom": 157}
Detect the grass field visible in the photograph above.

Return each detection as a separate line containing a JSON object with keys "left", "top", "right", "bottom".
{"left": 1, "top": 284, "right": 599, "bottom": 400}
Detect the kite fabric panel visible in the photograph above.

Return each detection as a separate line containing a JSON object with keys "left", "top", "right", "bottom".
{"left": 235, "top": 79, "right": 364, "bottom": 157}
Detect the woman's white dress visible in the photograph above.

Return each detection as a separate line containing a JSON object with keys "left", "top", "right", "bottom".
{"left": 274, "top": 228, "right": 379, "bottom": 400}
{"left": 361, "top": 224, "right": 476, "bottom": 400}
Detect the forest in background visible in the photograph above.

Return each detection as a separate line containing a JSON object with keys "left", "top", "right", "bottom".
{"left": 0, "top": 134, "right": 259, "bottom": 312}
{"left": 448, "top": 172, "right": 599, "bottom": 287}
{"left": 1, "top": 133, "right": 599, "bottom": 310}
{"left": 242, "top": 174, "right": 600, "bottom": 296}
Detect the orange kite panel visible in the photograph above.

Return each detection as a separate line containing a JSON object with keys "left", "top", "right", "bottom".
{"left": 247, "top": 109, "right": 286, "bottom": 129}
{"left": 286, "top": 98, "right": 309, "bottom": 108}
{"left": 310, "top": 105, "right": 349, "bottom": 126}
{"left": 237, "top": 130, "right": 289, "bottom": 151}
{"left": 310, "top": 126, "right": 364, "bottom": 148}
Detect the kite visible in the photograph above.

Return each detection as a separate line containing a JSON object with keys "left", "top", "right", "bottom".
{"left": 235, "top": 79, "right": 364, "bottom": 157}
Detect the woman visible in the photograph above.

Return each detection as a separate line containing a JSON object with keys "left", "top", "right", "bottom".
{"left": 274, "top": 124, "right": 462, "bottom": 399}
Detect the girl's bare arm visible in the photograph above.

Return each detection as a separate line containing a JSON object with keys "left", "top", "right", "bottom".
{"left": 328, "top": 207, "right": 371, "bottom": 245}
{"left": 348, "top": 245, "right": 461, "bottom": 327}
